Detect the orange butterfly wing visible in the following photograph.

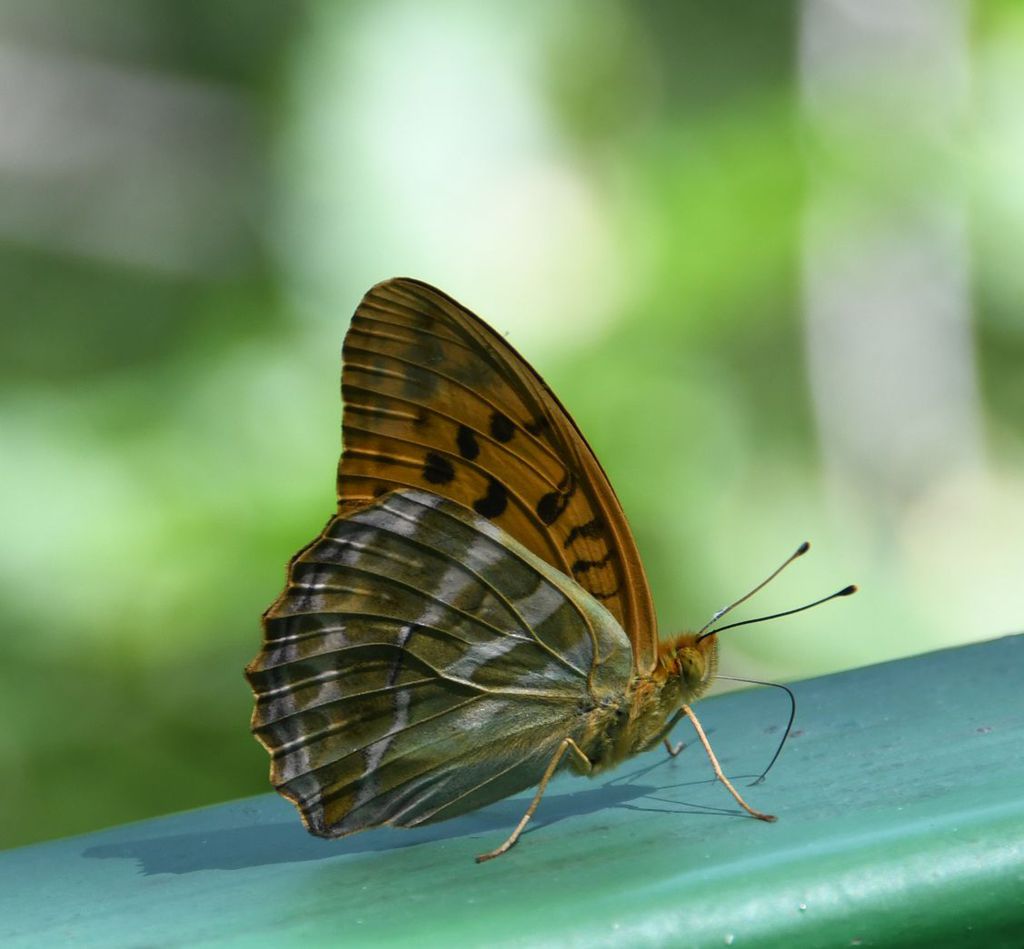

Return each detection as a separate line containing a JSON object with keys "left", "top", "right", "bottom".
{"left": 337, "top": 277, "right": 658, "bottom": 674}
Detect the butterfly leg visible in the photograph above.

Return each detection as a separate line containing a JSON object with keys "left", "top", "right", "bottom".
{"left": 649, "top": 707, "right": 687, "bottom": 757}
{"left": 681, "top": 705, "right": 776, "bottom": 823}
{"left": 475, "top": 737, "right": 591, "bottom": 863}
{"left": 663, "top": 737, "right": 686, "bottom": 758}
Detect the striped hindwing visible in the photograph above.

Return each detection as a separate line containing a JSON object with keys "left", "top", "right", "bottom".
{"left": 246, "top": 488, "right": 633, "bottom": 837}
{"left": 339, "top": 278, "right": 659, "bottom": 674}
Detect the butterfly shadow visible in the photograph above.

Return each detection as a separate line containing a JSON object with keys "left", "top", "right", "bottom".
{"left": 82, "top": 753, "right": 760, "bottom": 876}
{"left": 528, "top": 755, "right": 769, "bottom": 828}
{"left": 80, "top": 781, "right": 650, "bottom": 877}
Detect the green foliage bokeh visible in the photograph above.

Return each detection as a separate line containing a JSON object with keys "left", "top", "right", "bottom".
{"left": 2, "top": 0, "right": 1022, "bottom": 849}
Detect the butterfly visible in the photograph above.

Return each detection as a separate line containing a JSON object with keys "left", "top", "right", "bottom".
{"left": 245, "top": 278, "right": 800, "bottom": 862}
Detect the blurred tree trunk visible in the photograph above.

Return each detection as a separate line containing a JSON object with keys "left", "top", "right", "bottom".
{"left": 800, "top": 0, "right": 982, "bottom": 514}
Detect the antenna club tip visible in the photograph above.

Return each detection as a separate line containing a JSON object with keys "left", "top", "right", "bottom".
{"left": 796, "top": 541, "right": 810, "bottom": 556}
{"left": 839, "top": 584, "right": 858, "bottom": 596}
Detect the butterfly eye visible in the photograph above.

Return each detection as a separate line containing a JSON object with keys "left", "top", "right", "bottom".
{"left": 677, "top": 647, "right": 707, "bottom": 691}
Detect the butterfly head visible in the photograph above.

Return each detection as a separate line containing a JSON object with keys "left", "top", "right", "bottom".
{"left": 658, "top": 632, "right": 719, "bottom": 703}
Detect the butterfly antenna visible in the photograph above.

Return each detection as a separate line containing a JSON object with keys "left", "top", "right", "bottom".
{"left": 717, "top": 675, "right": 796, "bottom": 786}
{"left": 696, "top": 542, "right": 811, "bottom": 639}
{"left": 700, "top": 584, "right": 857, "bottom": 640}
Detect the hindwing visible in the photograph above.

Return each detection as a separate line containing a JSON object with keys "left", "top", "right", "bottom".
{"left": 246, "top": 488, "right": 633, "bottom": 836}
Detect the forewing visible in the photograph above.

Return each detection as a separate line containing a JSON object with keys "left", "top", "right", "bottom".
{"left": 339, "top": 277, "right": 659, "bottom": 673}
{"left": 246, "top": 488, "right": 633, "bottom": 837}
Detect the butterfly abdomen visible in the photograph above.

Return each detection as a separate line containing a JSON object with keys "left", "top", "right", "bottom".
{"left": 573, "top": 676, "right": 682, "bottom": 772}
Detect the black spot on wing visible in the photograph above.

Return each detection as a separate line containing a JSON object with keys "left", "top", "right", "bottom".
{"left": 536, "top": 476, "right": 576, "bottom": 526}
{"left": 456, "top": 424, "right": 480, "bottom": 460}
{"left": 564, "top": 517, "right": 605, "bottom": 548}
{"left": 570, "top": 551, "right": 616, "bottom": 576}
{"left": 423, "top": 452, "right": 455, "bottom": 485}
{"left": 489, "top": 411, "right": 515, "bottom": 443}
{"left": 473, "top": 477, "right": 508, "bottom": 518}
{"left": 525, "top": 416, "right": 549, "bottom": 436}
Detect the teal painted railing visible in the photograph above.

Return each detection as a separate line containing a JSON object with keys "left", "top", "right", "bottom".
{"left": 2, "top": 635, "right": 1022, "bottom": 947}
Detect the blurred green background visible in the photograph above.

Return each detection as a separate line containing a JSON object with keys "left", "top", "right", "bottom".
{"left": 2, "top": 0, "right": 1022, "bottom": 850}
